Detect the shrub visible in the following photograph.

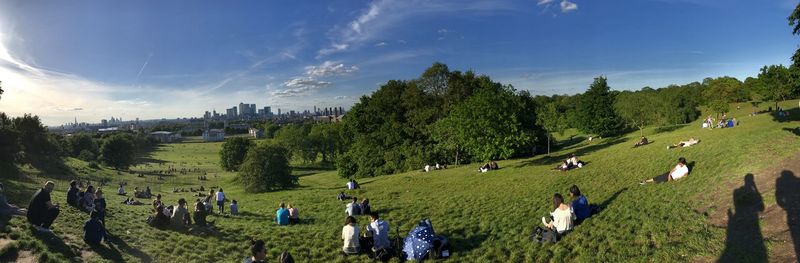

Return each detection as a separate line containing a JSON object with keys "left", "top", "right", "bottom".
{"left": 78, "top": 149, "right": 96, "bottom": 161}
{"left": 236, "top": 143, "right": 294, "bottom": 192}
{"left": 219, "top": 137, "right": 252, "bottom": 171}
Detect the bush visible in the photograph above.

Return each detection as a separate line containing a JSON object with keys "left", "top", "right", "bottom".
{"left": 219, "top": 137, "right": 252, "bottom": 171}
{"left": 100, "top": 134, "right": 135, "bottom": 169}
{"left": 78, "top": 149, "right": 96, "bottom": 161}
{"left": 236, "top": 143, "right": 295, "bottom": 192}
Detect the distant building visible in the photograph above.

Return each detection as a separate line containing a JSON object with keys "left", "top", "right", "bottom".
{"left": 203, "top": 129, "right": 225, "bottom": 142}
{"left": 248, "top": 127, "right": 263, "bottom": 138}
{"left": 148, "top": 131, "right": 182, "bottom": 143}
{"left": 226, "top": 107, "right": 238, "bottom": 118}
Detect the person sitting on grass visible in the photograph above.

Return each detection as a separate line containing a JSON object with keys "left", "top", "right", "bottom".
{"left": 490, "top": 161, "right": 499, "bottom": 170}
{"left": 278, "top": 251, "right": 295, "bottom": 263}
{"left": 27, "top": 181, "right": 60, "bottom": 232}
{"left": 569, "top": 185, "right": 590, "bottom": 224}
{"left": 345, "top": 197, "right": 361, "bottom": 217}
{"left": 244, "top": 238, "right": 268, "bottom": 263}
{"left": 145, "top": 186, "right": 152, "bottom": 198}
{"left": 67, "top": 180, "right": 80, "bottom": 207}
{"left": 479, "top": 163, "right": 490, "bottom": 173}
{"left": 541, "top": 193, "right": 576, "bottom": 238}
{"left": 149, "top": 205, "right": 171, "bottom": 228}
{"left": 193, "top": 200, "right": 209, "bottom": 227}
{"left": 640, "top": 157, "right": 690, "bottom": 184}
{"left": 555, "top": 160, "right": 570, "bottom": 171}
{"left": 94, "top": 189, "right": 107, "bottom": 225}
{"left": 727, "top": 118, "right": 735, "bottom": 128}
{"left": 83, "top": 185, "right": 96, "bottom": 212}
{"left": 152, "top": 194, "right": 163, "bottom": 211}
{"left": 361, "top": 199, "right": 371, "bottom": 216}
{"left": 276, "top": 202, "right": 289, "bottom": 226}
{"left": 230, "top": 200, "right": 239, "bottom": 216}
{"left": 0, "top": 183, "right": 26, "bottom": 216}
{"left": 366, "top": 212, "right": 390, "bottom": 251}
{"left": 337, "top": 192, "right": 351, "bottom": 201}
{"left": 117, "top": 184, "right": 126, "bottom": 196}
{"left": 568, "top": 154, "right": 584, "bottom": 168}
{"left": 287, "top": 204, "right": 299, "bottom": 224}
{"left": 83, "top": 211, "right": 107, "bottom": 246}
{"left": 171, "top": 198, "right": 190, "bottom": 229}
{"left": 204, "top": 190, "right": 214, "bottom": 214}
{"left": 633, "top": 136, "right": 649, "bottom": 147}
{"left": 341, "top": 216, "right": 360, "bottom": 255}
{"left": 667, "top": 138, "right": 699, "bottom": 149}
{"left": 346, "top": 180, "right": 355, "bottom": 190}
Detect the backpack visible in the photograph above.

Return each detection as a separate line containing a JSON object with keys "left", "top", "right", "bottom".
{"left": 373, "top": 247, "right": 394, "bottom": 262}
{"left": 428, "top": 236, "right": 452, "bottom": 259}
{"left": 277, "top": 251, "right": 294, "bottom": 263}
{"left": 532, "top": 226, "right": 558, "bottom": 243}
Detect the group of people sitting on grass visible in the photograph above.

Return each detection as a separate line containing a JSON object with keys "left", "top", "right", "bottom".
{"left": 341, "top": 212, "right": 391, "bottom": 257}
{"left": 555, "top": 154, "right": 584, "bottom": 171}
{"left": 667, "top": 138, "right": 700, "bottom": 149}
{"left": 244, "top": 238, "right": 295, "bottom": 263}
{"left": 133, "top": 186, "right": 152, "bottom": 199}
{"left": 423, "top": 163, "right": 448, "bottom": 172}
{"left": 533, "top": 185, "right": 593, "bottom": 243}
{"left": 478, "top": 161, "right": 500, "bottom": 173}
{"left": 344, "top": 197, "right": 372, "bottom": 217}
{"left": 702, "top": 115, "right": 739, "bottom": 129}
{"left": 66, "top": 181, "right": 108, "bottom": 224}
{"left": 275, "top": 202, "right": 299, "bottom": 225}
{"left": 346, "top": 179, "right": 360, "bottom": 190}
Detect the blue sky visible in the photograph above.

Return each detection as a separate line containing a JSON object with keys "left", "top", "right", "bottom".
{"left": 0, "top": 0, "right": 798, "bottom": 126}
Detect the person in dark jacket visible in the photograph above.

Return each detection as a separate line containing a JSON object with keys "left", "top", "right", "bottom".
{"left": 83, "top": 211, "right": 106, "bottom": 245}
{"left": 66, "top": 180, "right": 79, "bottom": 207}
{"left": 27, "top": 181, "right": 60, "bottom": 231}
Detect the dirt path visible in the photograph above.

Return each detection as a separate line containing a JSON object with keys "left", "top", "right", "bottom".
{"left": 701, "top": 151, "right": 800, "bottom": 262}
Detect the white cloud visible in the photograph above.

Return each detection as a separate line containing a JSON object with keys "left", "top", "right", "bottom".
{"left": 375, "top": 42, "right": 388, "bottom": 47}
{"left": 305, "top": 61, "right": 359, "bottom": 77}
{"left": 334, "top": 95, "right": 351, "bottom": 100}
{"left": 537, "top": 0, "right": 554, "bottom": 5}
{"left": 560, "top": 0, "right": 578, "bottom": 12}
{"left": 272, "top": 77, "right": 332, "bottom": 97}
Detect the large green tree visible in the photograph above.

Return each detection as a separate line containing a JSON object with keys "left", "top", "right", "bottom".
{"left": 702, "top": 76, "right": 742, "bottom": 118}
{"left": 536, "top": 102, "right": 566, "bottom": 154}
{"left": 219, "top": 137, "right": 252, "bottom": 171}
{"left": 574, "top": 76, "right": 623, "bottom": 137}
{"left": 11, "top": 114, "right": 55, "bottom": 155}
{"left": 757, "top": 65, "right": 793, "bottom": 110}
{"left": 614, "top": 90, "right": 660, "bottom": 137}
{"left": 237, "top": 143, "right": 295, "bottom": 192}
{"left": 67, "top": 133, "right": 98, "bottom": 157}
{"left": 100, "top": 134, "right": 135, "bottom": 169}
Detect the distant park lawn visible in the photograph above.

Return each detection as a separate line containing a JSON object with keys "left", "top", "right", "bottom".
{"left": 0, "top": 100, "right": 798, "bottom": 262}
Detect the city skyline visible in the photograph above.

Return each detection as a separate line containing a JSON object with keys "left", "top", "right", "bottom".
{"left": 0, "top": 0, "right": 797, "bottom": 126}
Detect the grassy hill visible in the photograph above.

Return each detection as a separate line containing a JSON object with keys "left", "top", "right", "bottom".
{"left": 0, "top": 100, "right": 798, "bottom": 262}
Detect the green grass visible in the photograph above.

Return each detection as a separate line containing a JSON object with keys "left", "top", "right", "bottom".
{"left": 0, "top": 100, "right": 798, "bottom": 262}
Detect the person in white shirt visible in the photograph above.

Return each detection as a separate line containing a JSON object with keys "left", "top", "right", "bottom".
{"left": 366, "top": 212, "right": 390, "bottom": 251}
{"left": 341, "top": 216, "right": 360, "bottom": 255}
{"left": 542, "top": 193, "right": 576, "bottom": 235}
{"left": 345, "top": 197, "right": 361, "bottom": 216}
{"left": 424, "top": 164, "right": 431, "bottom": 172}
{"left": 117, "top": 185, "right": 126, "bottom": 195}
{"left": 216, "top": 188, "right": 225, "bottom": 214}
{"left": 641, "top": 157, "right": 690, "bottom": 184}
{"left": 346, "top": 180, "right": 354, "bottom": 190}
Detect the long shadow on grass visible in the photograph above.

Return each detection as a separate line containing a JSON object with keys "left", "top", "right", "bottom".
{"left": 596, "top": 188, "right": 627, "bottom": 211}
{"left": 771, "top": 107, "right": 800, "bottom": 123}
{"left": 718, "top": 174, "right": 766, "bottom": 262}
{"left": 783, "top": 127, "right": 800, "bottom": 136}
{"left": 776, "top": 170, "right": 800, "bottom": 262}
{"left": 443, "top": 229, "right": 488, "bottom": 254}
{"left": 29, "top": 227, "right": 80, "bottom": 260}
{"left": 105, "top": 234, "right": 153, "bottom": 262}
{"left": 515, "top": 137, "right": 627, "bottom": 167}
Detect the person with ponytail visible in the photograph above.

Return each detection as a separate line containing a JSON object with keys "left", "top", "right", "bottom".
{"left": 243, "top": 238, "right": 267, "bottom": 263}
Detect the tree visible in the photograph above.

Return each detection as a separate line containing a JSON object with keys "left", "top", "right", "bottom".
{"left": 757, "top": 65, "right": 793, "bottom": 110}
{"left": 236, "top": 143, "right": 295, "bottom": 192}
{"left": 574, "top": 76, "right": 623, "bottom": 137}
{"left": 614, "top": 90, "right": 660, "bottom": 137}
{"left": 788, "top": 3, "right": 800, "bottom": 67}
{"left": 417, "top": 62, "right": 450, "bottom": 96}
{"left": 274, "top": 124, "right": 315, "bottom": 163}
{"left": 100, "top": 134, "right": 135, "bottom": 169}
{"left": 67, "top": 133, "right": 98, "bottom": 157}
{"left": 219, "top": 137, "right": 252, "bottom": 171}
{"left": 536, "top": 102, "right": 566, "bottom": 154}
{"left": 11, "top": 114, "right": 54, "bottom": 155}
{"left": 0, "top": 127, "right": 20, "bottom": 162}
{"left": 308, "top": 122, "right": 345, "bottom": 163}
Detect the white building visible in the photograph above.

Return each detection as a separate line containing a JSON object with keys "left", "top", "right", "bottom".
{"left": 203, "top": 129, "right": 225, "bottom": 142}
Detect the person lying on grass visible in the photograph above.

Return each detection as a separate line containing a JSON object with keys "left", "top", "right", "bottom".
{"left": 569, "top": 185, "right": 590, "bottom": 224}
{"left": 341, "top": 216, "right": 360, "bottom": 255}
{"left": 668, "top": 138, "right": 699, "bottom": 149}
{"left": 27, "top": 181, "right": 60, "bottom": 232}
{"left": 540, "top": 193, "right": 576, "bottom": 239}
{"left": 83, "top": 210, "right": 107, "bottom": 246}
{"left": 640, "top": 157, "right": 690, "bottom": 184}
{"left": 0, "top": 183, "right": 27, "bottom": 216}
{"left": 244, "top": 238, "right": 268, "bottom": 263}
{"left": 337, "top": 192, "right": 352, "bottom": 201}
{"left": 276, "top": 202, "right": 289, "bottom": 225}
{"left": 633, "top": 136, "right": 649, "bottom": 147}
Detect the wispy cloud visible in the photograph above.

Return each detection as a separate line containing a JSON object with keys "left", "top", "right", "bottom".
{"left": 375, "top": 42, "right": 388, "bottom": 47}
{"left": 272, "top": 77, "right": 332, "bottom": 97}
{"left": 560, "top": 0, "right": 578, "bottom": 12}
{"left": 305, "top": 61, "right": 359, "bottom": 77}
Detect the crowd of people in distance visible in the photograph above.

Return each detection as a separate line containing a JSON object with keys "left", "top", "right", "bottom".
{"left": 478, "top": 161, "right": 499, "bottom": 173}
{"left": 702, "top": 115, "right": 739, "bottom": 129}
{"left": 554, "top": 154, "right": 584, "bottom": 171}
{"left": 667, "top": 138, "right": 700, "bottom": 149}
{"left": 423, "top": 163, "right": 448, "bottom": 172}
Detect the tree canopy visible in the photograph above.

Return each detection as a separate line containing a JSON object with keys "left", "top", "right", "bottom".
{"left": 574, "top": 76, "right": 623, "bottom": 137}
{"left": 237, "top": 143, "right": 295, "bottom": 192}
{"left": 219, "top": 137, "right": 252, "bottom": 171}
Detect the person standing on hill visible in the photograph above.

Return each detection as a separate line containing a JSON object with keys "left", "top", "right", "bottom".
{"left": 27, "top": 181, "right": 60, "bottom": 232}
{"left": 216, "top": 188, "right": 225, "bottom": 214}
{"left": 276, "top": 202, "right": 289, "bottom": 225}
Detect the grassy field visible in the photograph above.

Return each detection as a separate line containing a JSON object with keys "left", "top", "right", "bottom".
{"left": 0, "top": 100, "right": 798, "bottom": 262}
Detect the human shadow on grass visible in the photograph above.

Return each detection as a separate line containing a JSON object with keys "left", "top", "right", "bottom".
{"left": 444, "top": 231, "right": 488, "bottom": 254}
{"left": 515, "top": 137, "right": 627, "bottom": 168}
{"left": 783, "top": 127, "right": 800, "bottom": 136}
{"left": 776, "top": 170, "right": 800, "bottom": 262}
{"left": 718, "top": 173, "right": 766, "bottom": 263}
{"left": 104, "top": 234, "right": 153, "bottom": 262}
{"left": 236, "top": 211, "right": 271, "bottom": 220}
{"left": 29, "top": 226, "right": 79, "bottom": 260}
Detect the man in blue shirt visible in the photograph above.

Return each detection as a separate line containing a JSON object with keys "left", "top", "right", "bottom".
{"left": 276, "top": 202, "right": 289, "bottom": 225}
{"left": 569, "top": 185, "right": 591, "bottom": 223}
